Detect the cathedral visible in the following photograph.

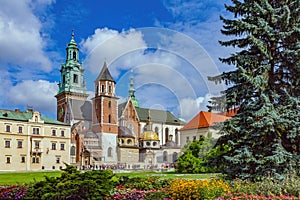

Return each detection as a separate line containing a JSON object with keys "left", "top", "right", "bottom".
{"left": 55, "top": 32, "right": 184, "bottom": 168}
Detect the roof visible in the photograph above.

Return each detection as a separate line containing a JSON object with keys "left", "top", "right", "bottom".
{"left": 67, "top": 99, "right": 92, "bottom": 121}
{"left": 118, "top": 126, "right": 135, "bottom": 138}
{"left": 135, "top": 107, "right": 183, "bottom": 125}
{"left": 180, "top": 111, "right": 230, "bottom": 131}
{"left": 0, "top": 109, "right": 66, "bottom": 125}
{"left": 95, "top": 61, "right": 115, "bottom": 82}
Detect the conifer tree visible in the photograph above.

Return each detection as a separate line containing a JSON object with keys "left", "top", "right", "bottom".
{"left": 209, "top": 0, "right": 300, "bottom": 180}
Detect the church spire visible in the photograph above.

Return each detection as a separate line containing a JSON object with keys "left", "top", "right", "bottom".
{"left": 128, "top": 73, "right": 139, "bottom": 107}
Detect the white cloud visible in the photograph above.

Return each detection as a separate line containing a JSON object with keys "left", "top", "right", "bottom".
{"left": 178, "top": 94, "right": 213, "bottom": 121}
{"left": 81, "top": 28, "right": 147, "bottom": 77}
{"left": 0, "top": 0, "right": 53, "bottom": 72}
{"left": 6, "top": 80, "right": 57, "bottom": 115}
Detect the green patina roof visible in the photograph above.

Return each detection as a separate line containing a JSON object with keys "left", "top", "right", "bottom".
{"left": 0, "top": 109, "right": 66, "bottom": 125}
{"left": 135, "top": 107, "right": 183, "bottom": 125}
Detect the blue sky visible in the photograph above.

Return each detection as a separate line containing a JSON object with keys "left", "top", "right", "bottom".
{"left": 0, "top": 0, "right": 232, "bottom": 121}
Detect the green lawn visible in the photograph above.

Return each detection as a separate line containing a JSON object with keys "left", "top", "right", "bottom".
{"left": 0, "top": 171, "right": 62, "bottom": 185}
{"left": 0, "top": 170, "right": 219, "bottom": 185}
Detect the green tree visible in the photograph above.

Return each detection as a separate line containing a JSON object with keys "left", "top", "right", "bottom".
{"left": 209, "top": 0, "right": 300, "bottom": 180}
{"left": 25, "top": 165, "right": 119, "bottom": 200}
{"left": 177, "top": 136, "right": 216, "bottom": 173}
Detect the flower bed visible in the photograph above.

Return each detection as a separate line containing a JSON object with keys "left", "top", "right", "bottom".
{"left": 0, "top": 186, "right": 27, "bottom": 199}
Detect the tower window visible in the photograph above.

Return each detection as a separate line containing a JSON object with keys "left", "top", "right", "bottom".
{"left": 73, "top": 51, "right": 76, "bottom": 61}
{"left": 62, "top": 75, "right": 66, "bottom": 84}
{"left": 101, "top": 85, "right": 105, "bottom": 93}
{"left": 108, "top": 115, "right": 111, "bottom": 123}
{"left": 108, "top": 101, "right": 111, "bottom": 108}
{"left": 73, "top": 74, "right": 78, "bottom": 83}
{"left": 108, "top": 85, "right": 112, "bottom": 93}
{"left": 108, "top": 147, "right": 112, "bottom": 157}
{"left": 6, "top": 125, "right": 10, "bottom": 132}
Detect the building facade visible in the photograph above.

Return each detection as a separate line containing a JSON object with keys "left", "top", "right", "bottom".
{"left": 0, "top": 109, "right": 70, "bottom": 171}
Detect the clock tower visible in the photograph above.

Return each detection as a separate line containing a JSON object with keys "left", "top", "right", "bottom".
{"left": 55, "top": 31, "right": 89, "bottom": 122}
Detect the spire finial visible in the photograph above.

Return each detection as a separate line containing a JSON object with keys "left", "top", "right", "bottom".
{"left": 71, "top": 29, "right": 74, "bottom": 39}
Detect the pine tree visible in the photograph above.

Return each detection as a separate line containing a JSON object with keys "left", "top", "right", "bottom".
{"left": 209, "top": 0, "right": 300, "bottom": 180}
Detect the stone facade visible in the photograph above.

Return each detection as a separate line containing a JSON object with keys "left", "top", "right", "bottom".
{"left": 0, "top": 109, "right": 70, "bottom": 171}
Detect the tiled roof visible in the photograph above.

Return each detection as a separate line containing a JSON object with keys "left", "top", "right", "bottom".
{"left": 135, "top": 107, "right": 183, "bottom": 125}
{"left": 180, "top": 111, "right": 230, "bottom": 131}
{"left": 0, "top": 109, "right": 65, "bottom": 125}
{"left": 95, "top": 61, "right": 115, "bottom": 82}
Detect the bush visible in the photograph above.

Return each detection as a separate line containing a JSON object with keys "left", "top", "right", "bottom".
{"left": 24, "top": 165, "right": 119, "bottom": 200}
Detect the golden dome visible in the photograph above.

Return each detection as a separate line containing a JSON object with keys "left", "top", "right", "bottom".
{"left": 141, "top": 130, "right": 159, "bottom": 141}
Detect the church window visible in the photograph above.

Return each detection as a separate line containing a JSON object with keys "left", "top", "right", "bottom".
{"left": 108, "top": 115, "right": 111, "bottom": 123}
{"left": 108, "top": 147, "right": 112, "bottom": 157}
{"left": 108, "top": 85, "right": 112, "bottom": 93}
{"left": 35, "top": 116, "right": 38, "bottom": 122}
{"left": 73, "top": 74, "right": 78, "bottom": 83}
{"left": 146, "top": 141, "right": 151, "bottom": 146}
{"left": 70, "top": 146, "right": 75, "bottom": 155}
{"left": 163, "top": 151, "right": 168, "bottom": 162}
{"left": 108, "top": 101, "right": 111, "bottom": 108}
{"left": 62, "top": 75, "right": 66, "bottom": 83}
{"left": 165, "top": 128, "right": 169, "bottom": 143}
{"left": 127, "top": 139, "right": 132, "bottom": 145}
{"left": 73, "top": 51, "right": 76, "bottom": 61}
{"left": 153, "top": 141, "right": 157, "bottom": 146}
{"left": 101, "top": 85, "right": 105, "bottom": 93}
{"left": 155, "top": 127, "right": 159, "bottom": 133}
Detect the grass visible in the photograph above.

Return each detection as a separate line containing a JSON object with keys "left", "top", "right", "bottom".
{"left": 0, "top": 170, "right": 219, "bottom": 185}
{"left": 0, "top": 171, "right": 62, "bottom": 185}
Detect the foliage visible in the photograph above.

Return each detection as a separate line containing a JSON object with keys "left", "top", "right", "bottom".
{"left": 24, "top": 165, "right": 119, "bottom": 200}
{"left": 230, "top": 173, "right": 300, "bottom": 197}
{"left": 208, "top": 0, "right": 300, "bottom": 180}
{"left": 177, "top": 135, "right": 217, "bottom": 173}
{"left": 168, "top": 178, "right": 230, "bottom": 200}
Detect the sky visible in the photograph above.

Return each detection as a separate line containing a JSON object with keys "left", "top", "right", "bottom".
{"left": 0, "top": 0, "right": 233, "bottom": 122}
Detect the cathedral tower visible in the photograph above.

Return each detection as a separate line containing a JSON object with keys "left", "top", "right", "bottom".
{"left": 93, "top": 61, "right": 119, "bottom": 163}
{"left": 55, "top": 31, "right": 89, "bottom": 122}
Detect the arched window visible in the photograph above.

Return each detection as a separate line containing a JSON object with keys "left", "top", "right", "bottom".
{"left": 165, "top": 127, "right": 169, "bottom": 143}
{"left": 173, "top": 152, "right": 178, "bottom": 162}
{"left": 70, "top": 146, "right": 76, "bottom": 156}
{"left": 163, "top": 151, "right": 168, "bottom": 162}
{"left": 155, "top": 127, "right": 159, "bottom": 133}
{"left": 175, "top": 128, "right": 179, "bottom": 144}
{"left": 108, "top": 115, "right": 111, "bottom": 123}
{"left": 108, "top": 147, "right": 112, "bottom": 157}
{"left": 73, "top": 51, "right": 76, "bottom": 60}
{"left": 108, "top": 101, "right": 111, "bottom": 108}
